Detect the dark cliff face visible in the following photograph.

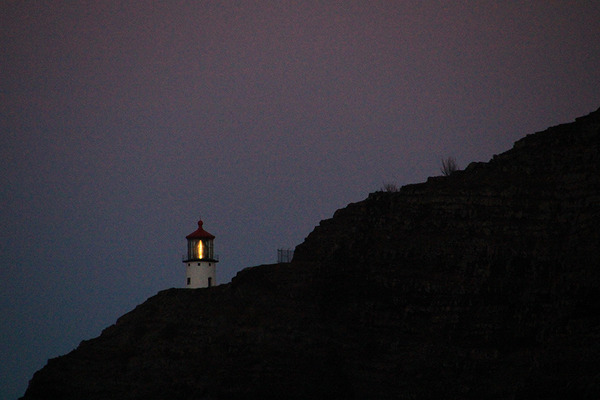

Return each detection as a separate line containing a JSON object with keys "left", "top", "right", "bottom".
{"left": 22, "top": 109, "right": 600, "bottom": 400}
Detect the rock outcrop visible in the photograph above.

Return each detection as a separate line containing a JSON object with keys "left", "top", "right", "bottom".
{"left": 21, "top": 108, "right": 600, "bottom": 399}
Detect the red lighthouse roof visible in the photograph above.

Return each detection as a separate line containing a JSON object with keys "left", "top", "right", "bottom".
{"left": 185, "top": 220, "right": 215, "bottom": 240}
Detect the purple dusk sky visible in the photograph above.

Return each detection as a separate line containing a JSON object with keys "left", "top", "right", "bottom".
{"left": 1, "top": 2, "right": 599, "bottom": 398}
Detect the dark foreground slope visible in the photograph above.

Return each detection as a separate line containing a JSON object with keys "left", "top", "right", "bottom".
{"left": 22, "top": 109, "right": 600, "bottom": 399}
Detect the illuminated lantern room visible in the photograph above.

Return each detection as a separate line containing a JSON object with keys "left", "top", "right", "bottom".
{"left": 183, "top": 219, "right": 218, "bottom": 288}
{"left": 184, "top": 220, "right": 216, "bottom": 261}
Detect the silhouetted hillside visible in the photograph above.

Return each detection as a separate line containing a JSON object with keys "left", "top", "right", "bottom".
{"left": 21, "top": 108, "right": 600, "bottom": 399}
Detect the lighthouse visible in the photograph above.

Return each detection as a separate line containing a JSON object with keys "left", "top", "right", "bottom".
{"left": 183, "top": 219, "right": 218, "bottom": 288}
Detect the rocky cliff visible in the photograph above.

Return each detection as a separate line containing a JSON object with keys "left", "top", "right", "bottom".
{"left": 22, "top": 108, "right": 600, "bottom": 399}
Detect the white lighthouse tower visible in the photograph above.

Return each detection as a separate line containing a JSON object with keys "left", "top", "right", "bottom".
{"left": 183, "top": 219, "right": 218, "bottom": 288}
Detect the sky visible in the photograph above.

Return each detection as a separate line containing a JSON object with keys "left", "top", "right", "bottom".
{"left": 1, "top": 1, "right": 599, "bottom": 398}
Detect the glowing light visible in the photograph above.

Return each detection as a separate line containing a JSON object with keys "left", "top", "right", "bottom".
{"left": 197, "top": 241, "right": 203, "bottom": 259}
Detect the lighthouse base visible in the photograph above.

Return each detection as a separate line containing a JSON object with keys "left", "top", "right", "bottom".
{"left": 184, "top": 261, "right": 216, "bottom": 288}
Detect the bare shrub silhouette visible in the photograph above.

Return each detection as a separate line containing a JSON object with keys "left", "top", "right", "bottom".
{"left": 440, "top": 157, "right": 459, "bottom": 176}
{"left": 381, "top": 182, "right": 400, "bottom": 192}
